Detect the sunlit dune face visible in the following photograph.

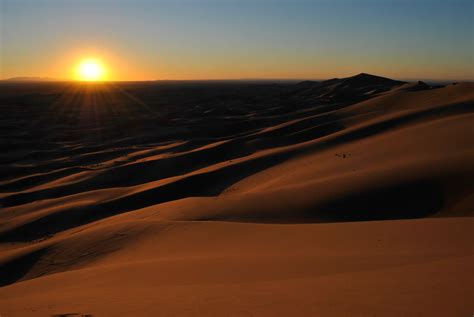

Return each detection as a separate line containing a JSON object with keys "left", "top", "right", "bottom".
{"left": 76, "top": 58, "right": 106, "bottom": 81}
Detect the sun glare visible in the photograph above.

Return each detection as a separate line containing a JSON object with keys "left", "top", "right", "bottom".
{"left": 76, "top": 58, "right": 106, "bottom": 81}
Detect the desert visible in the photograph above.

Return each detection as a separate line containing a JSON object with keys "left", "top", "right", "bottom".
{"left": 0, "top": 73, "right": 473, "bottom": 316}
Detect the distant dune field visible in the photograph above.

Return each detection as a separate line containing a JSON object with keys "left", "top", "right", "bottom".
{"left": 0, "top": 74, "right": 473, "bottom": 316}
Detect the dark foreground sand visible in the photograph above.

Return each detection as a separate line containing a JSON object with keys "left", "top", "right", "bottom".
{"left": 0, "top": 74, "right": 473, "bottom": 316}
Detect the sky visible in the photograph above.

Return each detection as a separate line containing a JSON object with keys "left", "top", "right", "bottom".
{"left": 0, "top": 0, "right": 473, "bottom": 81}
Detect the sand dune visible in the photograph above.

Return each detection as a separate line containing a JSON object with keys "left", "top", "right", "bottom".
{"left": 0, "top": 74, "right": 473, "bottom": 316}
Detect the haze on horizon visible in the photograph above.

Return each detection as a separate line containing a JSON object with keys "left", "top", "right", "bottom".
{"left": 0, "top": 0, "right": 473, "bottom": 81}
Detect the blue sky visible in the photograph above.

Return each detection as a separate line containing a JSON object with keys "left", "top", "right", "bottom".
{"left": 1, "top": 0, "right": 473, "bottom": 80}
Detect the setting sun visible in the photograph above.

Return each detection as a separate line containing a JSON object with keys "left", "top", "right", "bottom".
{"left": 76, "top": 58, "right": 106, "bottom": 81}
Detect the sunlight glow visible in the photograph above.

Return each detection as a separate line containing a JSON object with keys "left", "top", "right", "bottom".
{"left": 76, "top": 58, "right": 106, "bottom": 81}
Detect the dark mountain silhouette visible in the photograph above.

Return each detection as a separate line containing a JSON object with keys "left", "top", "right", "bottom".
{"left": 295, "top": 73, "right": 406, "bottom": 103}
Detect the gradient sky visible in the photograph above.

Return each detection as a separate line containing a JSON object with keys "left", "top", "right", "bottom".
{"left": 1, "top": 0, "right": 473, "bottom": 81}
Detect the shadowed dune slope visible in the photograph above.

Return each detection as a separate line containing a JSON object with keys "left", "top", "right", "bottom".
{"left": 0, "top": 74, "right": 473, "bottom": 315}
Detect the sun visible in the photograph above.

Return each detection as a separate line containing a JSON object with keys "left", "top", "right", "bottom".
{"left": 76, "top": 58, "right": 106, "bottom": 81}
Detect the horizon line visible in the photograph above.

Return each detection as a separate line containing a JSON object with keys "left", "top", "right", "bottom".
{"left": 1, "top": 73, "right": 473, "bottom": 83}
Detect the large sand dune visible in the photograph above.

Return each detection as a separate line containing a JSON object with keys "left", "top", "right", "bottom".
{"left": 0, "top": 74, "right": 473, "bottom": 316}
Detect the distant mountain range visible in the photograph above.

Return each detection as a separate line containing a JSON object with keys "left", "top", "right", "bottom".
{"left": 1, "top": 77, "right": 58, "bottom": 82}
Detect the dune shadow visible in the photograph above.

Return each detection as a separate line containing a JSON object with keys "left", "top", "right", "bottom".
{"left": 0, "top": 248, "right": 48, "bottom": 286}
{"left": 313, "top": 179, "right": 444, "bottom": 222}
